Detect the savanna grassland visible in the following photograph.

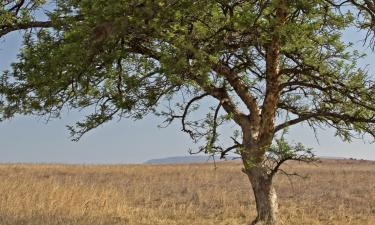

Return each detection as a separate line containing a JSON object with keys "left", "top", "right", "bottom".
{"left": 0, "top": 159, "right": 374, "bottom": 225}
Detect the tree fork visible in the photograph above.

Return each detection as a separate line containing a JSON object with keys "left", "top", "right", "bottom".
{"left": 244, "top": 0, "right": 288, "bottom": 224}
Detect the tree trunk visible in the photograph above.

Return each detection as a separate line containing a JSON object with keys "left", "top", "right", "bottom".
{"left": 246, "top": 166, "right": 278, "bottom": 225}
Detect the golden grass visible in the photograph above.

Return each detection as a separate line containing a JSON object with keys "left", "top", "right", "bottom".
{"left": 0, "top": 159, "right": 375, "bottom": 225}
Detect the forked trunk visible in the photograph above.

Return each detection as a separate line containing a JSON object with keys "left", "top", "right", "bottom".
{"left": 246, "top": 166, "right": 278, "bottom": 225}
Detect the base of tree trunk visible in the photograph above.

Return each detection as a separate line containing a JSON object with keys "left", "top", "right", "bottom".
{"left": 247, "top": 167, "right": 278, "bottom": 225}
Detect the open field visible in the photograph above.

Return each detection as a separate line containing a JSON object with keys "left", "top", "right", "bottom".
{"left": 0, "top": 159, "right": 375, "bottom": 225}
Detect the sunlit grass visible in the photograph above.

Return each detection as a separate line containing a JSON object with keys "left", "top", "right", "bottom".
{"left": 0, "top": 159, "right": 374, "bottom": 225}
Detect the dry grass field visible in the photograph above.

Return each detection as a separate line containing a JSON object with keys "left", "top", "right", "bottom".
{"left": 0, "top": 159, "right": 375, "bottom": 225}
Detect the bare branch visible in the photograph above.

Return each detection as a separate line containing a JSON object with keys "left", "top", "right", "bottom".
{"left": 212, "top": 63, "right": 260, "bottom": 119}
{"left": 208, "top": 102, "right": 222, "bottom": 150}
{"left": 219, "top": 144, "right": 242, "bottom": 159}
{"left": 180, "top": 93, "right": 210, "bottom": 138}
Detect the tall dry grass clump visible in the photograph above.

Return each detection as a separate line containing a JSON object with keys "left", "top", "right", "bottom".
{"left": 0, "top": 159, "right": 374, "bottom": 225}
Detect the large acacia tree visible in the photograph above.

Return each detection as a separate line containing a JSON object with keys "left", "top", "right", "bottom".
{"left": 1, "top": 0, "right": 375, "bottom": 224}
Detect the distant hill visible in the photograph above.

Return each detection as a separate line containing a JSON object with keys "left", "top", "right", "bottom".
{"left": 144, "top": 155, "right": 367, "bottom": 165}
{"left": 319, "top": 156, "right": 347, "bottom": 160}
{"left": 144, "top": 155, "right": 237, "bottom": 164}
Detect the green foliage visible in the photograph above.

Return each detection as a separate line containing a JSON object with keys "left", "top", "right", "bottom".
{"left": 1, "top": 0, "right": 374, "bottom": 147}
{"left": 267, "top": 136, "right": 316, "bottom": 165}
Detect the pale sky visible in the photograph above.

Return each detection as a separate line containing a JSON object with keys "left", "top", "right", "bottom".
{"left": 0, "top": 27, "right": 374, "bottom": 164}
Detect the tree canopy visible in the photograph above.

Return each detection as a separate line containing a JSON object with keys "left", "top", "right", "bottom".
{"left": 1, "top": 0, "right": 374, "bottom": 150}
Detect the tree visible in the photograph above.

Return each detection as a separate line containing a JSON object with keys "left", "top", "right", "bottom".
{"left": 1, "top": 0, "right": 375, "bottom": 224}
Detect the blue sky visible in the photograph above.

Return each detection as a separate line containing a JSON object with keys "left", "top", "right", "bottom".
{"left": 0, "top": 28, "right": 374, "bottom": 164}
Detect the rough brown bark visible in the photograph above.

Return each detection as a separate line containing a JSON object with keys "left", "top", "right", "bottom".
{"left": 241, "top": 142, "right": 278, "bottom": 225}
{"left": 243, "top": 2, "right": 287, "bottom": 221}
{"left": 258, "top": 0, "right": 287, "bottom": 147}
{"left": 242, "top": 124, "right": 278, "bottom": 224}
{"left": 246, "top": 166, "right": 278, "bottom": 225}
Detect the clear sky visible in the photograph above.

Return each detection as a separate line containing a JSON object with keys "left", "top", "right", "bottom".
{"left": 0, "top": 28, "right": 374, "bottom": 164}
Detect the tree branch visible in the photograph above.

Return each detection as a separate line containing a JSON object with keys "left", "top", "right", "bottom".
{"left": 219, "top": 144, "right": 242, "bottom": 159}
{"left": 258, "top": 0, "right": 288, "bottom": 146}
{"left": 208, "top": 102, "right": 222, "bottom": 150}
{"left": 181, "top": 93, "right": 210, "bottom": 139}
{"left": 0, "top": 21, "right": 53, "bottom": 38}
{"left": 212, "top": 63, "right": 260, "bottom": 121}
